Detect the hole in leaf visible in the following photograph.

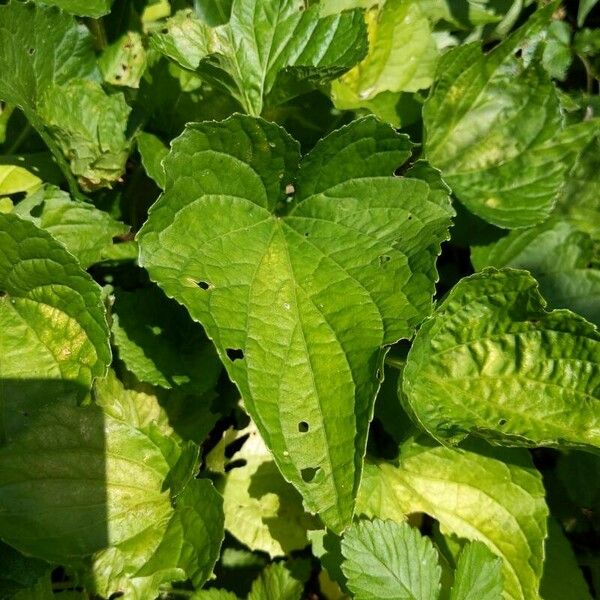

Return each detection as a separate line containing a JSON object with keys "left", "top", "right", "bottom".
{"left": 298, "top": 421, "right": 309, "bottom": 433}
{"left": 301, "top": 466, "right": 320, "bottom": 482}
{"left": 498, "top": 418, "right": 507, "bottom": 426}
{"left": 408, "top": 215, "right": 413, "bottom": 220}
{"left": 304, "top": 232, "right": 309, "bottom": 237}
{"left": 197, "top": 280, "right": 210, "bottom": 290}
{"left": 28, "top": 47, "right": 35, "bottom": 55}
{"left": 226, "top": 348, "right": 244, "bottom": 361}
{"left": 378, "top": 255, "right": 391, "bottom": 266}
{"left": 29, "top": 201, "right": 44, "bottom": 218}
{"left": 115, "top": 74, "right": 122, "bottom": 81}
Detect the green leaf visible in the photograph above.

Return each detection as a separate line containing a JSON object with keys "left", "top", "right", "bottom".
{"left": 471, "top": 219, "right": 600, "bottom": 327}
{"left": 12, "top": 185, "right": 129, "bottom": 268}
{"left": 341, "top": 519, "right": 441, "bottom": 600}
{"left": 423, "top": 4, "right": 597, "bottom": 228}
{"left": 247, "top": 563, "right": 304, "bottom": 600}
{"left": 0, "top": 165, "right": 42, "bottom": 197}
{"left": 540, "top": 519, "right": 592, "bottom": 600}
{"left": 194, "top": 0, "right": 233, "bottom": 26}
{"left": 0, "top": 543, "right": 51, "bottom": 599}
{"left": 357, "top": 437, "right": 548, "bottom": 600}
{"left": 542, "top": 21, "right": 572, "bottom": 81}
{"left": 332, "top": 0, "right": 437, "bottom": 116}
{"left": 578, "top": 0, "right": 600, "bottom": 26}
{"left": 151, "top": 0, "right": 368, "bottom": 115}
{"left": 0, "top": 1, "right": 99, "bottom": 195}
{"left": 191, "top": 590, "right": 239, "bottom": 600}
{"left": 555, "top": 135, "right": 600, "bottom": 241}
{"left": 99, "top": 32, "right": 147, "bottom": 88}
{"left": 0, "top": 402, "right": 173, "bottom": 563}
{"left": 137, "top": 132, "right": 168, "bottom": 189}
{"left": 450, "top": 542, "right": 503, "bottom": 600}
{"left": 0, "top": 213, "right": 110, "bottom": 440}
{"left": 32, "top": 0, "right": 113, "bottom": 18}
{"left": 38, "top": 80, "right": 132, "bottom": 192}
{"left": 221, "top": 423, "right": 320, "bottom": 558}
{"left": 137, "top": 114, "right": 454, "bottom": 532}
{"left": 111, "top": 286, "right": 221, "bottom": 394}
{"left": 403, "top": 269, "right": 600, "bottom": 450}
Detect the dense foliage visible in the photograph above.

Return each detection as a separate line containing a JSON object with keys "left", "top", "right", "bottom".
{"left": 0, "top": 0, "right": 599, "bottom": 598}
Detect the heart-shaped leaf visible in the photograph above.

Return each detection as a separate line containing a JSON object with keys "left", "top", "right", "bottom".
{"left": 138, "top": 115, "right": 453, "bottom": 532}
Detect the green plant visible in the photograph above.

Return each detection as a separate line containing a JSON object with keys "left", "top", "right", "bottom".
{"left": 0, "top": 0, "right": 598, "bottom": 598}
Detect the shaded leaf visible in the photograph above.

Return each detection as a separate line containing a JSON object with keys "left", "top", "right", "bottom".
{"left": 540, "top": 518, "right": 592, "bottom": 600}
{"left": 111, "top": 286, "right": 221, "bottom": 394}
{"left": 0, "top": 213, "right": 110, "bottom": 440}
{"left": 471, "top": 219, "right": 600, "bottom": 327}
{"left": 137, "top": 132, "right": 168, "bottom": 189}
{"left": 247, "top": 562, "right": 304, "bottom": 600}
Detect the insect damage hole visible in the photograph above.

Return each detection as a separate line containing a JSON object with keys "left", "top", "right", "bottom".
{"left": 298, "top": 421, "right": 309, "bottom": 433}
{"left": 197, "top": 280, "right": 211, "bottom": 290}
{"left": 226, "top": 348, "right": 244, "bottom": 361}
{"left": 301, "top": 466, "right": 320, "bottom": 483}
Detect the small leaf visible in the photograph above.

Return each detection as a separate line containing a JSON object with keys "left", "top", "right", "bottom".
{"left": 578, "top": 0, "right": 600, "bottom": 26}
{"left": 403, "top": 269, "right": 600, "bottom": 450}
{"left": 423, "top": 3, "right": 597, "bottom": 228}
{"left": 99, "top": 32, "right": 146, "bottom": 89}
{"left": 247, "top": 563, "right": 304, "bottom": 600}
{"left": 38, "top": 80, "right": 132, "bottom": 192}
{"left": 111, "top": 286, "right": 221, "bottom": 394}
{"left": 332, "top": 0, "right": 437, "bottom": 117}
{"left": 0, "top": 213, "right": 110, "bottom": 440}
{"left": 12, "top": 185, "right": 129, "bottom": 268}
{"left": 341, "top": 519, "right": 441, "bottom": 600}
{"left": 137, "top": 132, "right": 168, "bottom": 189}
{"left": 540, "top": 519, "right": 592, "bottom": 600}
{"left": 450, "top": 542, "right": 503, "bottom": 600}
{"left": 357, "top": 437, "right": 548, "bottom": 600}
{"left": 138, "top": 114, "right": 453, "bottom": 532}
{"left": 151, "top": 0, "right": 368, "bottom": 115}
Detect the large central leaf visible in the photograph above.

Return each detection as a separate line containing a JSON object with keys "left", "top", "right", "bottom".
{"left": 138, "top": 115, "right": 453, "bottom": 532}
